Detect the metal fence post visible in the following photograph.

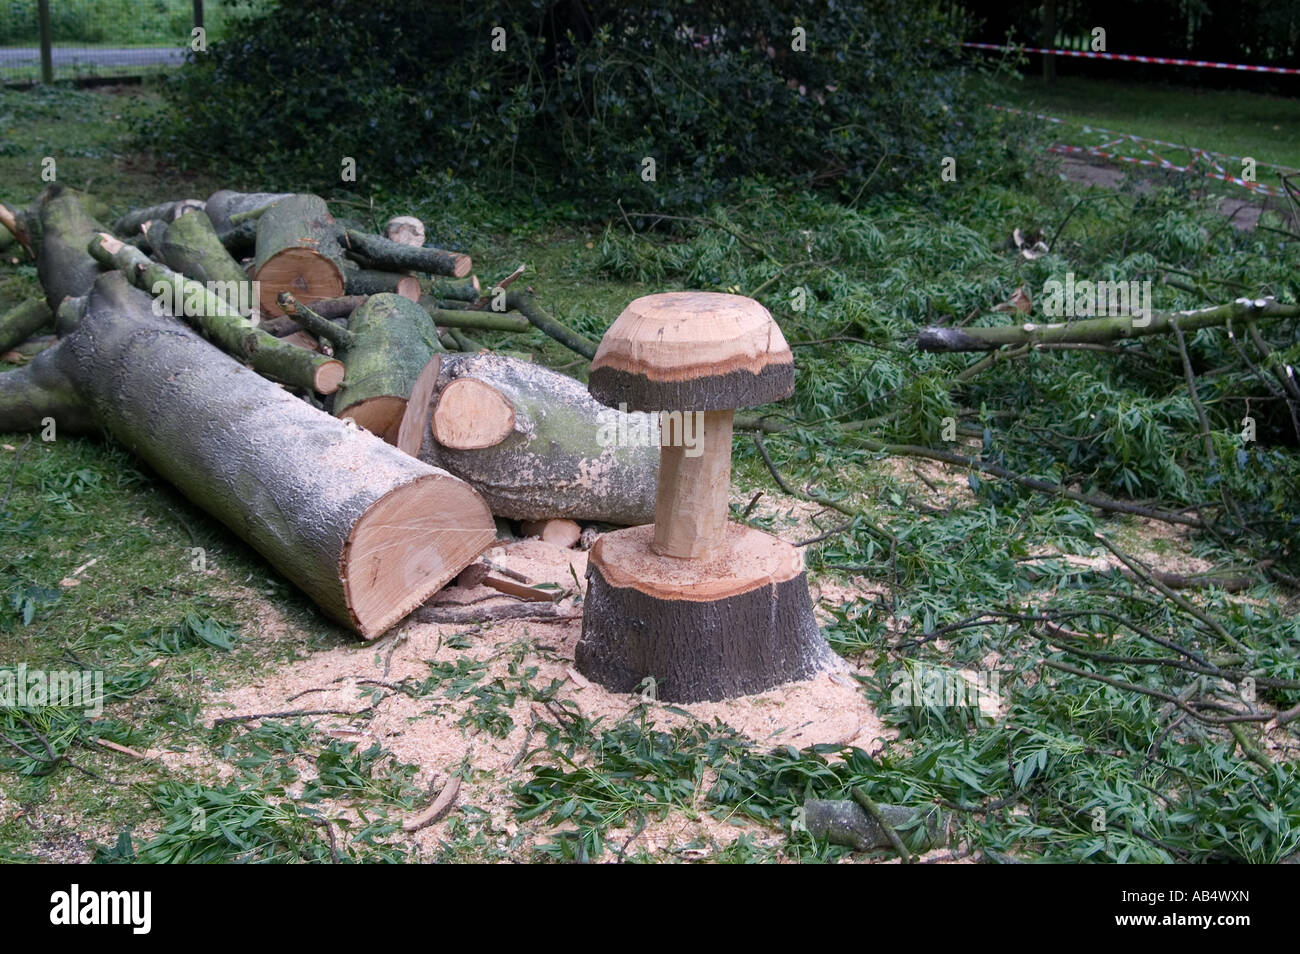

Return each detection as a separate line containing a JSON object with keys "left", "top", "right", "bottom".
{"left": 37, "top": 0, "right": 54, "bottom": 84}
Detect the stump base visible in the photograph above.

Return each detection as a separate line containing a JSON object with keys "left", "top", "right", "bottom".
{"left": 576, "top": 523, "right": 836, "bottom": 702}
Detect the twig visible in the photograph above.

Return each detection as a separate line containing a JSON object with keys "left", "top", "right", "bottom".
{"left": 402, "top": 774, "right": 462, "bottom": 832}
{"left": 212, "top": 707, "right": 372, "bottom": 727}
{"left": 851, "top": 787, "right": 911, "bottom": 863}
{"left": 414, "top": 602, "right": 580, "bottom": 625}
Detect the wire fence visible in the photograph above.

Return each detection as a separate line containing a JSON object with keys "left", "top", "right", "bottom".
{"left": 0, "top": 0, "right": 267, "bottom": 83}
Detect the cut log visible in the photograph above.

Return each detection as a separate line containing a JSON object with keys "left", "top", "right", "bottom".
{"left": 344, "top": 229, "right": 471, "bottom": 278}
{"left": 0, "top": 271, "right": 495, "bottom": 636}
{"left": 112, "top": 198, "right": 204, "bottom": 237}
{"left": 385, "top": 216, "right": 426, "bottom": 247}
{"left": 0, "top": 298, "right": 53, "bottom": 353}
{"left": 344, "top": 268, "right": 421, "bottom": 301}
{"left": 155, "top": 209, "right": 256, "bottom": 316}
{"left": 576, "top": 524, "right": 837, "bottom": 702}
{"left": 36, "top": 186, "right": 108, "bottom": 311}
{"left": 216, "top": 218, "right": 259, "bottom": 256}
{"left": 0, "top": 203, "right": 33, "bottom": 258}
{"left": 521, "top": 518, "right": 582, "bottom": 549}
{"left": 282, "top": 292, "right": 443, "bottom": 441}
{"left": 421, "top": 303, "right": 531, "bottom": 333}
{"left": 254, "top": 195, "right": 348, "bottom": 317}
{"left": 803, "top": 800, "right": 949, "bottom": 852}
{"left": 432, "top": 377, "right": 516, "bottom": 449}
{"left": 90, "top": 234, "right": 344, "bottom": 394}
{"left": 424, "top": 276, "right": 481, "bottom": 302}
{"left": 400, "top": 352, "right": 659, "bottom": 524}
{"left": 285, "top": 294, "right": 366, "bottom": 321}
{"left": 204, "top": 190, "right": 292, "bottom": 232}
{"left": 1, "top": 334, "right": 57, "bottom": 365}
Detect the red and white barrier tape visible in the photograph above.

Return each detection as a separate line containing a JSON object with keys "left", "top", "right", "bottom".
{"left": 964, "top": 41, "right": 1300, "bottom": 76}
{"left": 988, "top": 104, "right": 1295, "bottom": 197}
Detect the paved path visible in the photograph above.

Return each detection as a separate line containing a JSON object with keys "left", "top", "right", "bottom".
{"left": 0, "top": 46, "right": 183, "bottom": 71}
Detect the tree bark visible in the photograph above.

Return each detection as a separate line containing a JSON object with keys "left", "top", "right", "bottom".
{"left": 316, "top": 293, "right": 444, "bottom": 442}
{"left": 576, "top": 524, "right": 836, "bottom": 702}
{"left": 90, "top": 233, "right": 344, "bottom": 394}
{"left": 400, "top": 352, "right": 659, "bottom": 523}
{"left": 155, "top": 209, "right": 255, "bottom": 316}
{"left": 802, "top": 799, "right": 949, "bottom": 852}
{"left": 344, "top": 229, "right": 471, "bottom": 278}
{"left": 2, "top": 270, "right": 495, "bottom": 637}
{"left": 204, "top": 190, "right": 292, "bottom": 232}
{"left": 344, "top": 268, "right": 420, "bottom": 300}
{"left": 0, "top": 298, "right": 53, "bottom": 353}
{"left": 254, "top": 194, "right": 348, "bottom": 316}
{"left": 917, "top": 298, "right": 1300, "bottom": 352}
{"left": 36, "top": 186, "right": 107, "bottom": 311}
{"left": 112, "top": 198, "right": 205, "bottom": 237}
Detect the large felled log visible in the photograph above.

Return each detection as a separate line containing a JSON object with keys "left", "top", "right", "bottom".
{"left": 344, "top": 229, "right": 471, "bottom": 278}
{"left": 916, "top": 297, "right": 1300, "bottom": 352}
{"left": 155, "top": 209, "right": 256, "bottom": 316}
{"left": 36, "top": 186, "right": 108, "bottom": 311}
{"left": 90, "top": 234, "right": 344, "bottom": 394}
{"left": 0, "top": 298, "right": 53, "bottom": 353}
{"left": 254, "top": 195, "right": 347, "bottom": 316}
{"left": 0, "top": 271, "right": 496, "bottom": 637}
{"left": 281, "top": 292, "right": 443, "bottom": 442}
{"left": 397, "top": 352, "right": 659, "bottom": 523}
{"left": 204, "top": 190, "right": 292, "bottom": 232}
{"left": 112, "top": 198, "right": 205, "bottom": 237}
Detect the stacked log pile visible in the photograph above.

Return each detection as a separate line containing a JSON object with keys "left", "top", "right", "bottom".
{"left": 0, "top": 186, "right": 657, "bottom": 638}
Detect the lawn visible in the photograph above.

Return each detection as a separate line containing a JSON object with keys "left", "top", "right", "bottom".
{"left": 1, "top": 82, "right": 1297, "bottom": 864}
{"left": 988, "top": 74, "right": 1300, "bottom": 174}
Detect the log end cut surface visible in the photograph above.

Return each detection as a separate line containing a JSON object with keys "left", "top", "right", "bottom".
{"left": 340, "top": 395, "right": 407, "bottom": 444}
{"left": 431, "top": 376, "right": 516, "bottom": 449}
{"left": 256, "top": 247, "right": 345, "bottom": 316}
{"left": 576, "top": 523, "right": 836, "bottom": 701}
{"left": 343, "top": 472, "right": 496, "bottom": 638}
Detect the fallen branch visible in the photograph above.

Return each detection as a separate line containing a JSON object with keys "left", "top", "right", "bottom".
{"left": 917, "top": 297, "right": 1300, "bottom": 352}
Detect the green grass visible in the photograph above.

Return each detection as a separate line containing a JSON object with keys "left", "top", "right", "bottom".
{"left": 2, "top": 84, "right": 1298, "bottom": 864}
{"left": 989, "top": 74, "right": 1300, "bottom": 174}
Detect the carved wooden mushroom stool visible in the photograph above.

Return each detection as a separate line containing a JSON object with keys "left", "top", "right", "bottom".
{"left": 576, "top": 292, "right": 836, "bottom": 702}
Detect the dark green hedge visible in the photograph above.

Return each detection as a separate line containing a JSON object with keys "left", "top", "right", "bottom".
{"left": 140, "top": 1, "right": 1000, "bottom": 211}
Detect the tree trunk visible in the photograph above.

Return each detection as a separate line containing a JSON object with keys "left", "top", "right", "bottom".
{"left": 0, "top": 298, "right": 53, "bottom": 353}
{"left": 288, "top": 293, "right": 444, "bottom": 442}
{"left": 155, "top": 209, "right": 255, "bottom": 316}
{"left": 344, "top": 229, "right": 471, "bottom": 278}
{"left": 916, "top": 298, "right": 1300, "bottom": 352}
{"left": 204, "top": 190, "right": 292, "bottom": 232}
{"left": 90, "top": 233, "right": 344, "bottom": 394}
{"left": 0, "top": 271, "right": 495, "bottom": 638}
{"left": 399, "top": 352, "right": 659, "bottom": 523}
{"left": 254, "top": 194, "right": 347, "bottom": 316}
{"left": 112, "top": 198, "right": 205, "bottom": 237}
{"left": 36, "top": 186, "right": 107, "bottom": 311}
{"left": 576, "top": 524, "right": 837, "bottom": 702}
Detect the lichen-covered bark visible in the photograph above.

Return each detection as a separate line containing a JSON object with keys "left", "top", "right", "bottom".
{"left": 156, "top": 210, "right": 254, "bottom": 315}
{"left": 413, "top": 353, "right": 659, "bottom": 523}
{"left": 333, "top": 294, "right": 443, "bottom": 420}
{"left": 36, "top": 187, "right": 107, "bottom": 311}
{"left": 204, "top": 190, "right": 291, "bottom": 232}
{"left": 0, "top": 298, "right": 53, "bottom": 353}
{"left": 112, "top": 198, "right": 204, "bottom": 237}
{"left": 0, "top": 341, "right": 93, "bottom": 434}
